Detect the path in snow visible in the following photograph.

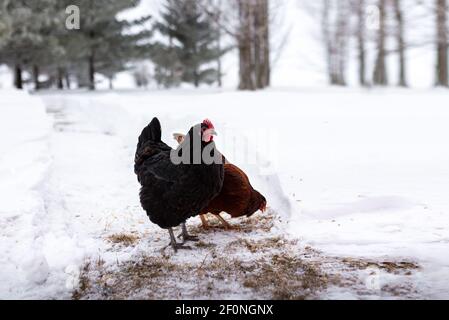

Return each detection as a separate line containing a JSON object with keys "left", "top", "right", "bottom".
{"left": 35, "top": 95, "right": 147, "bottom": 298}
{"left": 0, "top": 91, "right": 52, "bottom": 298}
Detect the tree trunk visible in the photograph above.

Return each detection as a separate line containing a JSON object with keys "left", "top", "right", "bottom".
{"left": 323, "top": 0, "right": 348, "bottom": 86}
{"left": 109, "top": 78, "right": 114, "bottom": 90}
{"left": 88, "top": 54, "right": 95, "bottom": 91}
{"left": 33, "top": 65, "right": 40, "bottom": 91}
{"left": 14, "top": 64, "right": 23, "bottom": 90}
{"left": 394, "top": 0, "right": 407, "bottom": 87}
{"left": 238, "top": 41, "right": 255, "bottom": 90}
{"left": 436, "top": 0, "right": 448, "bottom": 87}
{"left": 214, "top": 7, "right": 223, "bottom": 88}
{"left": 322, "top": 0, "right": 333, "bottom": 85}
{"left": 236, "top": 0, "right": 270, "bottom": 90}
{"left": 193, "top": 70, "right": 200, "bottom": 88}
{"left": 262, "top": 0, "right": 270, "bottom": 87}
{"left": 57, "top": 67, "right": 64, "bottom": 90}
{"left": 254, "top": 1, "right": 262, "bottom": 88}
{"left": 217, "top": 31, "right": 223, "bottom": 87}
{"left": 336, "top": 1, "right": 348, "bottom": 86}
{"left": 373, "top": 0, "right": 388, "bottom": 86}
{"left": 237, "top": 0, "right": 256, "bottom": 90}
{"left": 357, "top": 0, "right": 367, "bottom": 86}
{"left": 65, "top": 72, "right": 71, "bottom": 89}
{"left": 255, "top": 0, "right": 270, "bottom": 88}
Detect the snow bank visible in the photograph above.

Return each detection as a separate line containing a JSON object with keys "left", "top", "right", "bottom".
{"left": 0, "top": 90, "right": 52, "bottom": 298}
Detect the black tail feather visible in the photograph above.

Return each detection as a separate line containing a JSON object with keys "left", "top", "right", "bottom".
{"left": 135, "top": 118, "right": 163, "bottom": 177}
{"left": 138, "top": 117, "right": 161, "bottom": 147}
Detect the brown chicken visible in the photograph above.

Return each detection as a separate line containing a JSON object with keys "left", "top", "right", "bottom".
{"left": 199, "top": 163, "right": 267, "bottom": 229}
{"left": 173, "top": 133, "right": 267, "bottom": 229}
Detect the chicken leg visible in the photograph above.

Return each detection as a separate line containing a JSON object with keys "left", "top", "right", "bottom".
{"left": 200, "top": 214, "right": 210, "bottom": 229}
{"left": 200, "top": 213, "right": 236, "bottom": 230}
{"left": 168, "top": 228, "right": 191, "bottom": 252}
{"left": 216, "top": 214, "right": 235, "bottom": 230}
{"left": 180, "top": 222, "right": 199, "bottom": 243}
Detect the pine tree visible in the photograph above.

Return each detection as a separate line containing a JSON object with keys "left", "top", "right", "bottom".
{"left": 63, "top": 0, "right": 151, "bottom": 90}
{"left": 96, "top": 15, "right": 152, "bottom": 89}
{"left": 0, "top": 0, "right": 62, "bottom": 89}
{"left": 151, "top": 42, "right": 183, "bottom": 88}
{"left": 0, "top": 1, "right": 12, "bottom": 45}
{"left": 27, "top": 1, "right": 67, "bottom": 90}
{"left": 153, "top": 0, "right": 225, "bottom": 88}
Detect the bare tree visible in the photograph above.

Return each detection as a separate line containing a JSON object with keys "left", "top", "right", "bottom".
{"left": 436, "top": 0, "right": 448, "bottom": 87}
{"left": 306, "top": 0, "right": 446, "bottom": 88}
{"left": 235, "top": 0, "right": 270, "bottom": 90}
{"left": 321, "top": 0, "right": 350, "bottom": 86}
{"left": 356, "top": 0, "right": 367, "bottom": 86}
{"left": 203, "top": 0, "right": 271, "bottom": 90}
{"left": 393, "top": 0, "right": 407, "bottom": 86}
{"left": 200, "top": 0, "right": 227, "bottom": 87}
{"left": 336, "top": 1, "right": 350, "bottom": 85}
{"left": 216, "top": 9, "right": 223, "bottom": 87}
{"left": 373, "top": 0, "right": 388, "bottom": 85}
{"left": 255, "top": 0, "right": 270, "bottom": 88}
{"left": 236, "top": 0, "right": 254, "bottom": 90}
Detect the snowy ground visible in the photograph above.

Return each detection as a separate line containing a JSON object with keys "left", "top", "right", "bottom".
{"left": 1, "top": 88, "right": 448, "bottom": 299}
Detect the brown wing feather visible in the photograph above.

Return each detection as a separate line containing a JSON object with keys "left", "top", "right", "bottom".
{"left": 201, "top": 164, "right": 265, "bottom": 219}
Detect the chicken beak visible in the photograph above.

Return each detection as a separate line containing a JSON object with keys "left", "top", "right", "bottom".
{"left": 173, "top": 133, "right": 185, "bottom": 144}
{"left": 209, "top": 129, "right": 217, "bottom": 136}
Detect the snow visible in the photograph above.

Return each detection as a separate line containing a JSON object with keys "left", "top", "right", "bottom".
{"left": 0, "top": 90, "right": 52, "bottom": 297}
{"left": 0, "top": 65, "right": 13, "bottom": 89}
{"left": 1, "top": 87, "right": 449, "bottom": 299}
{"left": 274, "top": 88, "right": 449, "bottom": 298}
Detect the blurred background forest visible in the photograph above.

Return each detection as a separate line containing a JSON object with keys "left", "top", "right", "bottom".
{"left": 0, "top": 0, "right": 448, "bottom": 91}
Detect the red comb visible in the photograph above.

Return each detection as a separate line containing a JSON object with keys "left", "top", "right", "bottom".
{"left": 202, "top": 119, "right": 214, "bottom": 129}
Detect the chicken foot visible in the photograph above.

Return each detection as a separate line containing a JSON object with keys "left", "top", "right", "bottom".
{"left": 177, "top": 222, "right": 199, "bottom": 243}
{"left": 200, "top": 213, "right": 238, "bottom": 230}
{"left": 216, "top": 214, "right": 236, "bottom": 230}
{"left": 200, "top": 214, "right": 210, "bottom": 229}
{"left": 168, "top": 228, "right": 191, "bottom": 252}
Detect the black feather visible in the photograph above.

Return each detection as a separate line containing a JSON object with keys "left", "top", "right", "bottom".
{"left": 139, "top": 117, "right": 161, "bottom": 146}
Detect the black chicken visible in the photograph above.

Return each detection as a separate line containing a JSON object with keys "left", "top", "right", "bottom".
{"left": 134, "top": 118, "right": 224, "bottom": 251}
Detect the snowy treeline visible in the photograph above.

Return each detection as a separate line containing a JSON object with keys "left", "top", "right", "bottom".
{"left": 0, "top": 0, "right": 151, "bottom": 90}
{"left": 0, "top": 0, "right": 271, "bottom": 91}
{"left": 305, "top": 0, "right": 449, "bottom": 87}
{"left": 1, "top": 0, "right": 449, "bottom": 90}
